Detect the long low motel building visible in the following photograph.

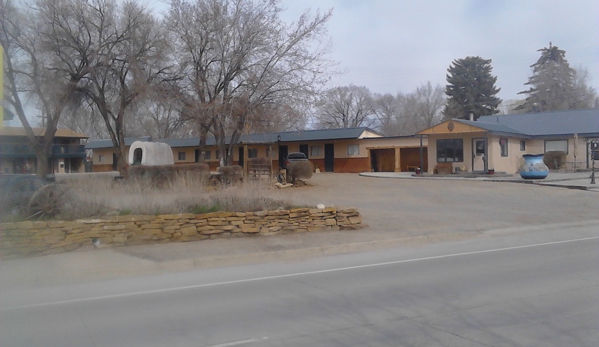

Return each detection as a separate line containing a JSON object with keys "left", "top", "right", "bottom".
{"left": 85, "top": 127, "right": 429, "bottom": 173}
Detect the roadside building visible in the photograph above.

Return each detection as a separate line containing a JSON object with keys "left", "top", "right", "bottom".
{"left": 0, "top": 127, "right": 88, "bottom": 174}
{"left": 417, "top": 109, "right": 599, "bottom": 174}
{"left": 86, "top": 128, "right": 429, "bottom": 173}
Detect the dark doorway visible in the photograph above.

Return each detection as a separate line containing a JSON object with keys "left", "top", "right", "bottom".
{"left": 195, "top": 149, "right": 200, "bottom": 163}
{"left": 238, "top": 147, "right": 244, "bottom": 167}
{"left": 324, "top": 143, "right": 334, "bottom": 172}
{"left": 112, "top": 153, "right": 118, "bottom": 171}
{"left": 133, "top": 148, "right": 143, "bottom": 165}
{"left": 370, "top": 150, "right": 378, "bottom": 172}
{"left": 278, "top": 145, "right": 288, "bottom": 168}
{"left": 299, "top": 144, "right": 309, "bottom": 159}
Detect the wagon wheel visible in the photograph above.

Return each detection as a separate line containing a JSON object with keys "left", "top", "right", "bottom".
{"left": 27, "top": 184, "right": 69, "bottom": 220}
{"left": 4, "top": 179, "right": 46, "bottom": 215}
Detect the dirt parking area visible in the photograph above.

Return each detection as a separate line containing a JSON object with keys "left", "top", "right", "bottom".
{"left": 282, "top": 173, "right": 599, "bottom": 236}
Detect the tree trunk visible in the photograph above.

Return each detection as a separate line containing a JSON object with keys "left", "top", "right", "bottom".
{"left": 35, "top": 147, "right": 51, "bottom": 177}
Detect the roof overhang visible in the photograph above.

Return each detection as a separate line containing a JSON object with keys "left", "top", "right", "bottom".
{"left": 417, "top": 120, "right": 489, "bottom": 136}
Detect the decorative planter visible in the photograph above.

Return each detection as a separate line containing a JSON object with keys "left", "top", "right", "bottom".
{"left": 520, "top": 154, "right": 549, "bottom": 179}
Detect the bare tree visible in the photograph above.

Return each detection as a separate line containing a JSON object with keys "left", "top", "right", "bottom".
{"left": 167, "top": 0, "right": 335, "bottom": 165}
{"left": 1, "top": 0, "right": 93, "bottom": 175}
{"left": 374, "top": 82, "right": 444, "bottom": 136}
{"left": 316, "top": 85, "right": 376, "bottom": 129}
{"left": 371, "top": 93, "right": 399, "bottom": 135}
{"left": 573, "top": 66, "right": 598, "bottom": 109}
{"left": 72, "top": 0, "right": 172, "bottom": 175}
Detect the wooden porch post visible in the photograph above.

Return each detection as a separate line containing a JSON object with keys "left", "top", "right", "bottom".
{"left": 483, "top": 134, "right": 489, "bottom": 173}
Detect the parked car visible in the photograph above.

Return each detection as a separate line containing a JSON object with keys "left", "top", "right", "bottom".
{"left": 282, "top": 152, "right": 308, "bottom": 169}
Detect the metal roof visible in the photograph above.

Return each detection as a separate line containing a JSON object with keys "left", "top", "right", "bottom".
{"left": 85, "top": 127, "right": 381, "bottom": 149}
{"left": 477, "top": 109, "right": 599, "bottom": 137}
{"left": 454, "top": 119, "right": 528, "bottom": 137}
{"left": 85, "top": 136, "right": 151, "bottom": 149}
{"left": 0, "top": 127, "right": 88, "bottom": 138}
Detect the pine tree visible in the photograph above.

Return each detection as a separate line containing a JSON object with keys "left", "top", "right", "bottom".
{"left": 443, "top": 56, "right": 502, "bottom": 121}
{"left": 516, "top": 43, "right": 593, "bottom": 112}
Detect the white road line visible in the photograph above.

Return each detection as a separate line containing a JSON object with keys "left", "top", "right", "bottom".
{"left": 205, "top": 338, "right": 257, "bottom": 347}
{"left": 3, "top": 235, "right": 599, "bottom": 311}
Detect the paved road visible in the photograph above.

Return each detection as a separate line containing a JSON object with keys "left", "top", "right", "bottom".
{"left": 2, "top": 224, "right": 598, "bottom": 347}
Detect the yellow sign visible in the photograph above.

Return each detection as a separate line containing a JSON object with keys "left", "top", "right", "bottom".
{"left": 1, "top": 45, "right": 4, "bottom": 128}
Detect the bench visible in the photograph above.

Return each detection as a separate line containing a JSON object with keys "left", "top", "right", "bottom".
{"left": 433, "top": 162, "right": 453, "bottom": 175}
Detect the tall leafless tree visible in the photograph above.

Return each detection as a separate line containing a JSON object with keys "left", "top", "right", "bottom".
{"left": 1, "top": 0, "right": 93, "bottom": 175}
{"left": 316, "top": 85, "right": 376, "bottom": 129}
{"left": 72, "top": 0, "right": 172, "bottom": 175}
{"left": 167, "top": 0, "right": 335, "bottom": 165}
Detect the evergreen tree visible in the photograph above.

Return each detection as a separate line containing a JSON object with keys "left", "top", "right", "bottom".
{"left": 516, "top": 43, "right": 594, "bottom": 112}
{"left": 443, "top": 56, "right": 502, "bottom": 121}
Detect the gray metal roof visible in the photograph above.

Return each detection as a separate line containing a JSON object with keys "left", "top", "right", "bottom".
{"left": 455, "top": 119, "right": 528, "bottom": 137}
{"left": 85, "top": 136, "right": 151, "bottom": 149}
{"left": 477, "top": 109, "right": 599, "bottom": 137}
{"left": 85, "top": 127, "right": 380, "bottom": 149}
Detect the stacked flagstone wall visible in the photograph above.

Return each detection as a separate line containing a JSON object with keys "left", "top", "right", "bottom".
{"left": 0, "top": 207, "right": 364, "bottom": 258}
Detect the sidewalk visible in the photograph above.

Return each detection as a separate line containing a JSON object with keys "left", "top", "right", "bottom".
{"left": 359, "top": 171, "right": 599, "bottom": 192}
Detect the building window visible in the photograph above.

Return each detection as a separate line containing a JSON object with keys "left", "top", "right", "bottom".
{"left": 347, "top": 144, "right": 359, "bottom": 156}
{"left": 311, "top": 146, "right": 321, "bottom": 157}
{"left": 204, "top": 151, "right": 211, "bottom": 160}
{"left": 500, "top": 138, "right": 508, "bottom": 157}
{"left": 520, "top": 140, "right": 526, "bottom": 151}
{"left": 545, "top": 139, "right": 568, "bottom": 153}
{"left": 248, "top": 148, "right": 258, "bottom": 158}
{"left": 178, "top": 152, "right": 186, "bottom": 161}
{"left": 98, "top": 155, "right": 104, "bottom": 163}
{"left": 436, "top": 139, "right": 463, "bottom": 162}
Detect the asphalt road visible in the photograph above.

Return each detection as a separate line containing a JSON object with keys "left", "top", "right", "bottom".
{"left": 2, "top": 224, "right": 599, "bottom": 347}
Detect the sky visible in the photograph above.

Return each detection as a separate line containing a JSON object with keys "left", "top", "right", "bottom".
{"left": 6, "top": 0, "right": 598, "bottom": 127}
{"left": 146, "top": 0, "right": 599, "bottom": 105}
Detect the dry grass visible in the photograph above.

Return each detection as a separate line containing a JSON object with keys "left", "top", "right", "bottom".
{"left": 57, "top": 171, "right": 292, "bottom": 220}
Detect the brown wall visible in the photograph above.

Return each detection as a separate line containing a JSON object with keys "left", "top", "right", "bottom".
{"left": 93, "top": 164, "right": 114, "bottom": 172}
{"left": 334, "top": 158, "right": 370, "bottom": 173}
{"left": 1, "top": 208, "right": 363, "bottom": 258}
{"left": 400, "top": 147, "right": 428, "bottom": 172}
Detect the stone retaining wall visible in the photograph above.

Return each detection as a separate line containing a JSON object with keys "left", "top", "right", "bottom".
{"left": 0, "top": 207, "right": 363, "bottom": 258}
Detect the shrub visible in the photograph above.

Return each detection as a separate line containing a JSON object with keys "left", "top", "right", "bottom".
{"left": 286, "top": 161, "right": 314, "bottom": 183}
{"left": 543, "top": 151, "right": 566, "bottom": 170}
{"left": 218, "top": 165, "right": 244, "bottom": 185}
{"left": 247, "top": 157, "right": 269, "bottom": 165}
{"left": 128, "top": 164, "right": 210, "bottom": 188}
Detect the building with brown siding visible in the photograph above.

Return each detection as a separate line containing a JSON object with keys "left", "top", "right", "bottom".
{"left": 85, "top": 128, "right": 430, "bottom": 173}
{"left": 0, "top": 127, "right": 88, "bottom": 174}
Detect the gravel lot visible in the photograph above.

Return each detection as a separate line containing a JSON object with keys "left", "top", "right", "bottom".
{"left": 282, "top": 173, "right": 599, "bottom": 236}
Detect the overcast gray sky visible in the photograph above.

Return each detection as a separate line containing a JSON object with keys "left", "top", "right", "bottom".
{"left": 150, "top": 0, "right": 598, "bottom": 102}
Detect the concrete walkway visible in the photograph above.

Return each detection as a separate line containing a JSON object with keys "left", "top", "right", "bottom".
{"left": 2, "top": 172, "right": 598, "bottom": 289}
{"left": 360, "top": 171, "right": 599, "bottom": 192}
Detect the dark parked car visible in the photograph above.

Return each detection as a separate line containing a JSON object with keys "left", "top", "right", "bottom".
{"left": 282, "top": 152, "right": 308, "bottom": 169}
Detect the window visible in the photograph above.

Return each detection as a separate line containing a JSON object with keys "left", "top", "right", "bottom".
{"left": 98, "top": 154, "right": 104, "bottom": 163}
{"left": 311, "top": 146, "right": 321, "bottom": 157}
{"left": 545, "top": 140, "right": 568, "bottom": 153}
{"left": 178, "top": 152, "right": 186, "bottom": 161}
{"left": 347, "top": 144, "right": 359, "bottom": 156}
{"left": 204, "top": 151, "right": 211, "bottom": 160}
{"left": 499, "top": 138, "right": 508, "bottom": 157}
{"left": 248, "top": 148, "right": 258, "bottom": 158}
{"left": 520, "top": 140, "right": 526, "bottom": 151}
{"left": 474, "top": 140, "right": 485, "bottom": 156}
{"left": 436, "top": 139, "right": 463, "bottom": 162}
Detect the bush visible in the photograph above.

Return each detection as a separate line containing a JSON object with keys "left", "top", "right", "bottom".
{"left": 543, "top": 151, "right": 566, "bottom": 170}
{"left": 286, "top": 161, "right": 314, "bottom": 183}
{"left": 128, "top": 164, "right": 210, "bottom": 188}
{"left": 218, "top": 165, "right": 244, "bottom": 185}
{"left": 247, "top": 157, "right": 269, "bottom": 165}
